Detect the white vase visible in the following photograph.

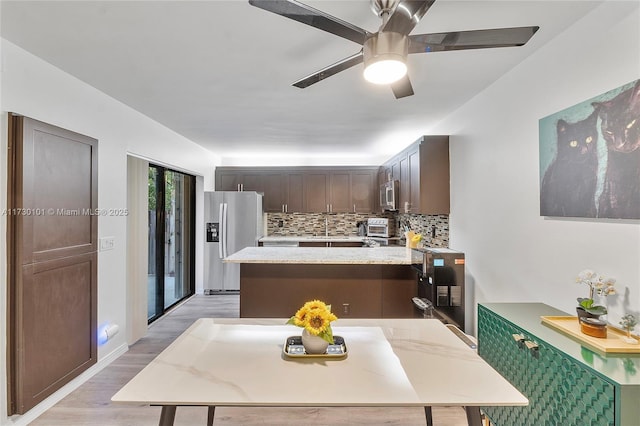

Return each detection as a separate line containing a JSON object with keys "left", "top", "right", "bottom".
{"left": 301, "top": 329, "right": 329, "bottom": 354}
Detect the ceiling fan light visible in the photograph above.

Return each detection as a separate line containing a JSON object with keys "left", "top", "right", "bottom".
{"left": 363, "top": 32, "right": 409, "bottom": 85}
{"left": 364, "top": 58, "right": 407, "bottom": 85}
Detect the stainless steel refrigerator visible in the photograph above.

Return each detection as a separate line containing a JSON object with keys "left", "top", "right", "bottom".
{"left": 204, "top": 191, "right": 264, "bottom": 292}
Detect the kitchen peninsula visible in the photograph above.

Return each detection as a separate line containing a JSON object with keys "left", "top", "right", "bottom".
{"left": 224, "top": 246, "right": 418, "bottom": 318}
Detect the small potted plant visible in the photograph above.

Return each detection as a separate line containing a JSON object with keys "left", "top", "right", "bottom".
{"left": 575, "top": 269, "right": 616, "bottom": 321}
{"left": 619, "top": 314, "right": 638, "bottom": 345}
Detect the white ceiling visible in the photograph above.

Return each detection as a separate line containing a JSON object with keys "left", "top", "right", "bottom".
{"left": 1, "top": 0, "right": 603, "bottom": 165}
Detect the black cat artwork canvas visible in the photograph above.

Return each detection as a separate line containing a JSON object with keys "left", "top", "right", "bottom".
{"left": 539, "top": 79, "right": 640, "bottom": 219}
{"left": 540, "top": 111, "right": 599, "bottom": 217}
{"left": 593, "top": 81, "right": 640, "bottom": 219}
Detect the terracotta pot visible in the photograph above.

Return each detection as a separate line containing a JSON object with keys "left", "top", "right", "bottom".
{"left": 301, "top": 329, "right": 329, "bottom": 354}
{"left": 580, "top": 317, "right": 607, "bottom": 338}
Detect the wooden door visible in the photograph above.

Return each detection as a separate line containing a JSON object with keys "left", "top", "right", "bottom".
{"left": 7, "top": 114, "right": 98, "bottom": 414}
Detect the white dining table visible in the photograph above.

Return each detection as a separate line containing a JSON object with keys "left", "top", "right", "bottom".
{"left": 111, "top": 318, "right": 527, "bottom": 426}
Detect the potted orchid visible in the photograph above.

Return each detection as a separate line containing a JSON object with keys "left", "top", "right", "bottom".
{"left": 575, "top": 269, "right": 616, "bottom": 319}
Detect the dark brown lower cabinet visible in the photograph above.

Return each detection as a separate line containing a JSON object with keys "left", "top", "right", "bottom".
{"left": 382, "top": 265, "right": 418, "bottom": 318}
{"left": 239, "top": 264, "right": 417, "bottom": 318}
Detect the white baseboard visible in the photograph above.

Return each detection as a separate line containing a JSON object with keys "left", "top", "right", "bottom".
{"left": 4, "top": 343, "right": 129, "bottom": 426}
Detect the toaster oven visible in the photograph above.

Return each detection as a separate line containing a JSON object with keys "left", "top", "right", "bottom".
{"left": 367, "top": 218, "right": 389, "bottom": 238}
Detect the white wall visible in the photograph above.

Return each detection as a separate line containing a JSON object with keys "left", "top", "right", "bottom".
{"left": 433, "top": 1, "right": 640, "bottom": 333}
{"left": 0, "top": 39, "right": 218, "bottom": 425}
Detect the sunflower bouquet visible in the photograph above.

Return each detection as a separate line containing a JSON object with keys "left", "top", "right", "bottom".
{"left": 286, "top": 299, "right": 338, "bottom": 344}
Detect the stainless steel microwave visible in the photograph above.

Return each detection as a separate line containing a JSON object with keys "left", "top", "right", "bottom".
{"left": 380, "top": 180, "right": 398, "bottom": 211}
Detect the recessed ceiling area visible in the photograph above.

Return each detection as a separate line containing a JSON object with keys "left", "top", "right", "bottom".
{"left": 1, "top": 0, "right": 603, "bottom": 165}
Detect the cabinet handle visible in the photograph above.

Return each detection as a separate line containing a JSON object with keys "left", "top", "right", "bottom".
{"left": 353, "top": 204, "right": 356, "bottom": 213}
{"left": 285, "top": 204, "right": 288, "bottom": 213}
{"left": 282, "top": 204, "right": 285, "bottom": 213}
{"left": 326, "top": 204, "right": 329, "bottom": 212}
{"left": 512, "top": 333, "right": 525, "bottom": 343}
{"left": 524, "top": 339, "right": 539, "bottom": 358}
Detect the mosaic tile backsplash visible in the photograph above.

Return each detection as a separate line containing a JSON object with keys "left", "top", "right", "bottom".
{"left": 396, "top": 213, "right": 449, "bottom": 248}
{"left": 265, "top": 212, "right": 449, "bottom": 248}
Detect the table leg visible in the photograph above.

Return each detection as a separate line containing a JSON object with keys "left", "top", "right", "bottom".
{"left": 424, "top": 406, "right": 433, "bottom": 426}
{"left": 158, "top": 406, "right": 177, "bottom": 426}
{"left": 207, "top": 406, "right": 216, "bottom": 426}
{"left": 464, "top": 406, "right": 483, "bottom": 426}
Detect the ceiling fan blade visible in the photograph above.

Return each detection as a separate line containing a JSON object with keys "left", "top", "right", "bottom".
{"left": 408, "top": 26, "right": 539, "bottom": 53}
{"left": 382, "top": 0, "right": 436, "bottom": 35}
{"left": 248, "top": 0, "right": 370, "bottom": 45}
{"left": 293, "top": 51, "right": 364, "bottom": 88}
{"left": 390, "top": 75, "right": 414, "bottom": 99}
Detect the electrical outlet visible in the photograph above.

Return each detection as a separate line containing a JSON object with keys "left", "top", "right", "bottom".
{"left": 99, "top": 236, "right": 115, "bottom": 251}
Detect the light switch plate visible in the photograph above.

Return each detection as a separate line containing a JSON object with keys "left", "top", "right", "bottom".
{"left": 99, "top": 236, "right": 115, "bottom": 251}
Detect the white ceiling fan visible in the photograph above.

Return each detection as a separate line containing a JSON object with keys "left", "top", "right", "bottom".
{"left": 249, "top": 0, "right": 539, "bottom": 99}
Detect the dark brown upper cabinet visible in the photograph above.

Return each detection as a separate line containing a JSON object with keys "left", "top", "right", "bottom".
{"left": 303, "top": 172, "right": 329, "bottom": 213}
{"left": 215, "top": 167, "right": 378, "bottom": 213}
{"left": 327, "top": 171, "right": 350, "bottom": 213}
{"left": 381, "top": 136, "right": 450, "bottom": 215}
{"left": 351, "top": 170, "right": 376, "bottom": 213}
{"left": 284, "top": 172, "right": 304, "bottom": 213}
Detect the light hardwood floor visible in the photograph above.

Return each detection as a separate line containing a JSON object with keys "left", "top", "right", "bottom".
{"left": 30, "top": 295, "right": 470, "bottom": 426}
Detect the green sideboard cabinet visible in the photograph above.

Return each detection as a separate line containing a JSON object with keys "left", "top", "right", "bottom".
{"left": 478, "top": 303, "right": 640, "bottom": 426}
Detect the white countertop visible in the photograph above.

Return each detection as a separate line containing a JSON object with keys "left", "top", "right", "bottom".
{"left": 261, "top": 236, "right": 368, "bottom": 243}
{"left": 224, "top": 246, "right": 414, "bottom": 264}
{"left": 112, "top": 318, "right": 528, "bottom": 408}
